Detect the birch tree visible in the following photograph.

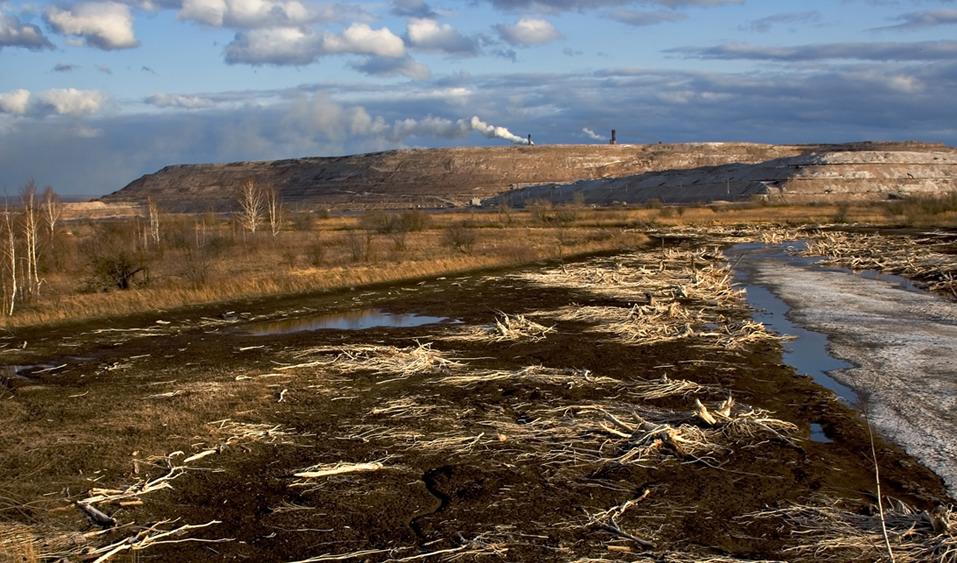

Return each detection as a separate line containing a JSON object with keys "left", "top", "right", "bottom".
{"left": 265, "top": 185, "right": 284, "bottom": 237}
{"left": 147, "top": 197, "right": 161, "bottom": 245}
{"left": 42, "top": 186, "right": 63, "bottom": 238}
{"left": 238, "top": 180, "right": 264, "bottom": 235}
{"left": 2, "top": 205, "right": 17, "bottom": 316}
{"left": 21, "top": 181, "right": 41, "bottom": 297}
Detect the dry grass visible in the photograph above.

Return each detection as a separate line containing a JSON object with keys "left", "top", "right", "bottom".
{"left": 6, "top": 215, "right": 643, "bottom": 328}
{"left": 444, "top": 312, "right": 556, "bottom": 343}
{"left": 748, "top": 498, "right": 957, "bottom": 562}
{"left": 6, "top": 200, "right": 917, "bottom": 329}
{"left": 801, "top": 230, "right": 957, "bottom": 297}
{"left": 273, "top": 342, "right": 465, "bottom": 381}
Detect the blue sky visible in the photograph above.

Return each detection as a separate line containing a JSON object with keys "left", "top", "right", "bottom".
{"left": 1, "top": 0, "right": 957, "bottom": 195}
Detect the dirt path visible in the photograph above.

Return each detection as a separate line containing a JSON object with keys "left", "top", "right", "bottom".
{"left": 754, "top": 262, "right": 957, "bottom": 497}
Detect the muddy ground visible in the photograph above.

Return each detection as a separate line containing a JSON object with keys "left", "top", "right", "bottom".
{"left": 0, "top": 234, "right": 950, "bottom": 562}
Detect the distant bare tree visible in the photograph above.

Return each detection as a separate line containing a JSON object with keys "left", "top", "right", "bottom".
{"left": 147, "top": 197, "right": 161, "bottom": 245}
{"left": 265, "top": 185, "right": 284, "bottom": 237}
{"left": 238, "top": 180, "right": 264, "bottom": 235}
{"left": 41, "top": 186, "right": 63, "bottom": 238}
{"left": 20, "top": 181, "right": 42, "bottom": 297}
{"left": 2, "top": 204, "right": 17, "bottom": 315}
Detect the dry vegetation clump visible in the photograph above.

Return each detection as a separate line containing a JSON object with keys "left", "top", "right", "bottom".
{"left": 287, "top": 534, "right": 509, "bottom": 562}
{"left": 535, "top": 395, "right": 799, "bottom": 466}
{"left": 802, "top": 230, "right": 957, "bottom": 297}
{"left": 530, "top": 250, "right": 779, "bottom": 349}
{"left": 575, "top": 491, "right": 789, "bottom": 562}
{"left": 208, "top": 419, "right": 310, "bottom": 447}
{"left": 444, "top": 312, "right": 555, "bottom": 343}
{"left": 748, "top": 498, "right": 956, "bottom": 562}
{"left": 273, "top": 342, "right": 465, "bottom": 380}
{"left": 291, "top": 459, "right": 389, "bottom": 485}
{"left": 439, "top": 365, "right": 618, "bottom": 388}
{"left": 604, "top": 302, "right": 700, "bottom": 346}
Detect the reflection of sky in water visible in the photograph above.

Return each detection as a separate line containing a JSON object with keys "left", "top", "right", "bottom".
{"left": 248, "top": 309, "right": 453, "bottom": 336}
{"left": 727, "top": 242, "right": 859, "bottom": 405}
{"left": 810, "top": 423, "right": 833, "bottom": 444}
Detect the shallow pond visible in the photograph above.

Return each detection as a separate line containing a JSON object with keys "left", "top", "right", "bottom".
{"left": 246, "top": 308, "right": 457, "bottom": 336}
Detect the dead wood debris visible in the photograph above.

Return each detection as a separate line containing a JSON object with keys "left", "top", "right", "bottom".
{"left": 801, "top": 230, "right": 957, "bottom": 298}
{"left": 748, "top": 497, "right": 956, "bottom": 562}
{"left": 444, "top": 312, "right": 555, "bottom": 343}
{"left": 274, "top": 342, "right": 464, "bottom": 380}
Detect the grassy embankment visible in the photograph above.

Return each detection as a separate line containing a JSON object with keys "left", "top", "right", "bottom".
{"left": 4, "top": 199, "right": 954, "bottom": 328}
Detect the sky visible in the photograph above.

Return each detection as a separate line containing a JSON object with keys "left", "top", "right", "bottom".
{"left": 1, "top": 0, "right": 956, "bottom": 196}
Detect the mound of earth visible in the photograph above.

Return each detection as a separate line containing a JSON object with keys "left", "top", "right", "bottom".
{"left": 490, "top": 149, "right": 957, "bottom": 208}
{"left": 100, "top": 141, "right": 955, "bottom": 212}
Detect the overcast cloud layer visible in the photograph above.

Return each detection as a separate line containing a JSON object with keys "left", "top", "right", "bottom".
{"left": 1, "top": 0, "right": 956, "bottom": 195}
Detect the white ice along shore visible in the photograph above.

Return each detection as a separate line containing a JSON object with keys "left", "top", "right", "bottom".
{"left": 754, "top": 262, "right": 957, "bottom": 498}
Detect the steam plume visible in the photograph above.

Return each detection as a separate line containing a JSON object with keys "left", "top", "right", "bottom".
{"left": 582, "top": 127, "right": 606, "bottom": 141}
{"left": 468, "top": 116, "right": 530, "bottom": 145}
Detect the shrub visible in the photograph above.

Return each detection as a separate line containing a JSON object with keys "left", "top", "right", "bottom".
{"left": 306, "top": 236, "right": 324, "bottom": 267}
{"left": 442, "top": 222, "right": 477, "bottom": 254}
{"left": 527, "top": 200, "right": 554, "bottom": 224}
{"left": 399, "top": 210, "right": 431, "bottom": 232}
{"left": 833, "top": 202, "right": 850, "bottom": 224}
{"left": 81, "top": 224, "right": 151, "bottom": 291}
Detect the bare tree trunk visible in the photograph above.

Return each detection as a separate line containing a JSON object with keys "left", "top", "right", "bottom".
{"left": 265, "top": 186, "right": 284, "bottom": 237}
{"left": 42, "top": 186, "right": 63, "bottom": 238}
{"left": 3, "top": 206, "right": 17, "bottom": 316}
{"left": 238, "top": 180, "right": 263, "bottom": 236}
{"left": 147, "top": 197, "right": 161, "bottom": 245}
{"left": 21, "top": 181, "right": 41, "bottom": 298}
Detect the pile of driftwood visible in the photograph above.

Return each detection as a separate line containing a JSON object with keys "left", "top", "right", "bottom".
{"left": 802, "top": 230, "right": 957, "bottom": 298}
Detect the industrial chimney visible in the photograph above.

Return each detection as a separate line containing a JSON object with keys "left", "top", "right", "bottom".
{"left": 610, "top": 130, "right": 617, "bottom": 145}
{"left": 527, "top": 134, "right": 533, "bottom": 145}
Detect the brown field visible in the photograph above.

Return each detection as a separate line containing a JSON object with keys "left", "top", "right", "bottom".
{"left": 1, "top": 198, "right": 957, "bottom": 562}
{"left": 4, "top": 199, "right": 952, "bottom": 329}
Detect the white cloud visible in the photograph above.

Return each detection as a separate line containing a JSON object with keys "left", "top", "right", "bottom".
{"left": 145, "top": 93, "right": 215, "bottom": 109}
{"left": 321, "top": 23, "right": 405, "bottom": 58}
{"left": 178, "top": 0, "right": 311, "bottom": 28}
{"left": 0, "top": 89, "right": 31, "bottom": 114}
{"left": 0, "top": 12, "right": 54, "bottom": 51}
{"left": 495, "top": 18, "right": 561, "bottom": 46}
{"left": 37, "top": 88, "right": 106, "bottom": 115}
{"left": 45, "top": 2, "right": 138, "bottom": 50}
{"left": 225, "top": 26, "right": 319, "bottom": 65}
{"left": 582, "top": 127, "right": 606, "bottom": 141}
{"left": 225, "top": 22, "right": 405, "bottom": 65}
{"left": 0, "top": 88, "right": 107, "bottom": 117}
{"left": 350, "top": 56, "right": 431, "bottom": 80}
{"left": 406, "top": 18, "right": 478, "bottom": 54}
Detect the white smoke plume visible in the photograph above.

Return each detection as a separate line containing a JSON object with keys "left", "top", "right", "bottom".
{"left": 467, "top": 116, "right": 531, "bottom": 145}
{"left": 582, "top": 127, "right": 606, "bottom": 141}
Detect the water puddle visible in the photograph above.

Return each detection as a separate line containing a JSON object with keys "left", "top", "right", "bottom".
{"left": 810, "top": 423, "right": 833, "bottom": 444}
{"left": 727, "top": 242, "right": 859, "bottom": 404}
{"left": 246, "top": 308, "right": 457, "bottom": 336}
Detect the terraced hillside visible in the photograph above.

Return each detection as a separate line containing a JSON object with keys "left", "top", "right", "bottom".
{"left": 492, "top": 148, "right": 957, "bottom": 207}
{"left": 100, "top": 141, "right": 955, "bottom": 212}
